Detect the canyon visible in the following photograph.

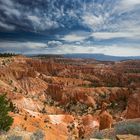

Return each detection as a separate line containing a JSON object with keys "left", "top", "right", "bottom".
{"left": 0, "top": 55, "right": 140, "bottom": 140}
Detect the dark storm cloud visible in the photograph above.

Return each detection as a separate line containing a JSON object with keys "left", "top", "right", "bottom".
{"left": 0, "top": 0, "right": 84, "bottom": 32}
{"left": 0, "top": 0, "right": 140, "bottom": 32}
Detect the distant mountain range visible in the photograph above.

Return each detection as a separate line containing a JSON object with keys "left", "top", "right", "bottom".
{"left": 28, "top": 53, "right": 140, "bottom": 61}
{"left": 63, "top": 53, "right": 140, "bottom": 61}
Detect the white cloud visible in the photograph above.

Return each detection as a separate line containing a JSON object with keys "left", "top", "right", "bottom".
{"left": 82, "top": 11, "right": 112, "bottom": 31}
{"left": 44, "top": 44, "right": 140, "bottom": 56}
{"left": 47, "top": 40, "right": 63, "bottom": 48}
{"left": 1, "top": 0, "right": 14, "bottom": 7}
{"left": 102, "top": 45, "right": 140, "bottom": 56}
{"left": 48, "top": 41, "right": 62, "bottom": 45}
{"left": 114, "top": 0, "right": 140, "bottom": 13}
{"left": 125, "top": 0, "right": 140, "bottom": 4}
{"left": 27, "top": 15, "right": 40, "bottom": 24}
{"left": 121, "top": 0, "right": 140, "bottom": 8}
{"left": 92, "top": 31, "right": 140, "bottom": 40}
{"left": 0, "top": 21, "right": 15, "bottom": 31}
{"left": 61, "top": 25, "right": 140, "bottom": 41}
{"left": 0, "top": 0, "right": 60, "bottom": 31}
{"left": 0, "top": 41, "right": 139, "bottom": 56}
{"left": 22, "top": 42, "right": 47, "bottom": 49}
{"left": 82, "top": 14, "right": 104, "bottom": 29}
{"left": 61, "top": 34, "right": 86, "bottom": 42}
{"left": 27, "top": 15, "right": 59, "bottom": 31}
{"left": 0, "top": 41, "right": 48, "bottom": 53}
{"left": 0, "top": 0, "right": 21, "bottom": 18}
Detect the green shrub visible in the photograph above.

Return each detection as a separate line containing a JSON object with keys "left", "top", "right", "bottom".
{"left": 0, "top": 94, "right": 14, "bottom": 132}
{"left": 2, "top": 61, "right": 6, "bottom": 66}
{"left": 9, "top": 80, "right": 13, "bottom": 85}
{"left": 13, "top": 87, "right": 17, "bottom": 92}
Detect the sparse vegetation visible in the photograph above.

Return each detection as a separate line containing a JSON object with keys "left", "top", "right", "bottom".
{"left": 67, "top": 122, "right": 79, "bottom": 140}
{"left": 44, "top": 96, "right": 55, "bottom": 106}
{"left": 64, "top": 100, "right": 90, "bottom": 115}
{"left": 13, "top": 87, "right": 17, "bottom": 92}
{"left": 7, "top": 135, "right": 23, "bottom": 140}
{"left": 9, "top": 80, "right": 13, "bottom": 85}
{"left": 30, "top": 130, "right": 45, "bottom": 140}
{"left": 110, "top": 101, "right": 117, "bottom": 109}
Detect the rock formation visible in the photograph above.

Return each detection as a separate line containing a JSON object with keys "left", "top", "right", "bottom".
{"left": 0, "top": 55, "right": 140, "bottom": 140}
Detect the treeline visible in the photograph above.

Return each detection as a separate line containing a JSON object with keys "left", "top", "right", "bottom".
{"left": 0, "top": 53, "right": 17, "bottom": 57}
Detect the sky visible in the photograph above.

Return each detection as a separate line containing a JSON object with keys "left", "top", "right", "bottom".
{"left": 0, "top": 0, "right": 140, "bottom": 56}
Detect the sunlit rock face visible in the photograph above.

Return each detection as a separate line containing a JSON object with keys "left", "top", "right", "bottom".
{"left": 125, "top": 92, "right": 140, "bottom": 119}
{"left": 99, "top": 111, "right": 113, "bottom": 130}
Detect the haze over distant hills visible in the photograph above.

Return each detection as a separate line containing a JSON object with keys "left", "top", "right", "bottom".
{"left": 30, "top": 53, "right": 140, "bottom": 61}
{"left": 64, "top": 53, "right": 140, "bottom": 61}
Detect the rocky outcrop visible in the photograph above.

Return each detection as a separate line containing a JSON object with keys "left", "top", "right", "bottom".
{"left": 99, "top": 111, "right": 113, "bottom": 130}
{"left": 90, "top": 119, "right": 140, "bottom": 139}
{"left": 116, "top": 134, "right": 140, "bottom": 140}
{"left": 46, "top": 84, "right": 96, "bottom": 107}
{"left": 82, "top": 115, "right": 99, "bottom": 136}
{"left": 125, "top": 92, "right": 140, "bottom": 119}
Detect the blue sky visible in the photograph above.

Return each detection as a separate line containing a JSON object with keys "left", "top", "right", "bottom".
{"left": 0, "top": 0, "right": 140, "bottom": 56}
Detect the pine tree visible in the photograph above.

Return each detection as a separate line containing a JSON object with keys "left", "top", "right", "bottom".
{"left": 0, "top": 94, "right": 13, "bottom": 132}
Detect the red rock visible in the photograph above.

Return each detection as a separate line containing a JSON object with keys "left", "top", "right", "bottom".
{"left": 125, "top": 92, "right": 140, "bottom": 119}
{"left": 99, "top": 111, "right": 113, "bottom": 130}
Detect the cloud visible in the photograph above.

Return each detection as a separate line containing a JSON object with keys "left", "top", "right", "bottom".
{"left": 0, "top": 0, "right": 21, "bottom": 18}
{"left": 82, "top": 13, "right": 105, "bottom": 31}
{"left": 0, "top": 21, "right": 15, "bottom": 31}
{"left": 27, "top": 15, "right": 59, "bottom": 31}
{"left": 27, "top": 16, "right": 40, "bottom": 24}
{"left": 124, "top": 0, "right": 140, "bottom": 4}
{"left": 61, "top": 34, "right": 87, "bottom": 42}
{"left": 102, "top": 45, "right": 140, "bottom": 56}
{"left": 1, "top": 0, "right": 13, "bottom": 6}
{"left": 47, "top": 41, "right": 63, "bottom": 48}
{"left": 44, "top": 44, "right": 140, "bottom": 56}
{"left": 0, "top": 0, "right": 139, "bottom": 33}
{"left": 120, "top": 0, "right": 140, "bottom": 10}
{"left": 0, "top": 0, "right": 140, "bottom": 56}
{"left": 0, "top": 40, "right": 140, "bottom": 56}
{"left": 60, "top": 31, "right": 91, "bottom": 42}
{"left": 92, "top": 31, "right": 140, "bottom": 40}
{"left": 0, "top": 0, "right": 61, "bottom": 32}
{"left": 0, "top": 41, "right": 48, "bottom": 53}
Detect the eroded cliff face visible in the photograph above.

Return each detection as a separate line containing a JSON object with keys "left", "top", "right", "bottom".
{"left": 0, "top": 56, "right": 140, "bottom": 140}
{"left": 125, "top": 92, "right": 140, "bottom": 119}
